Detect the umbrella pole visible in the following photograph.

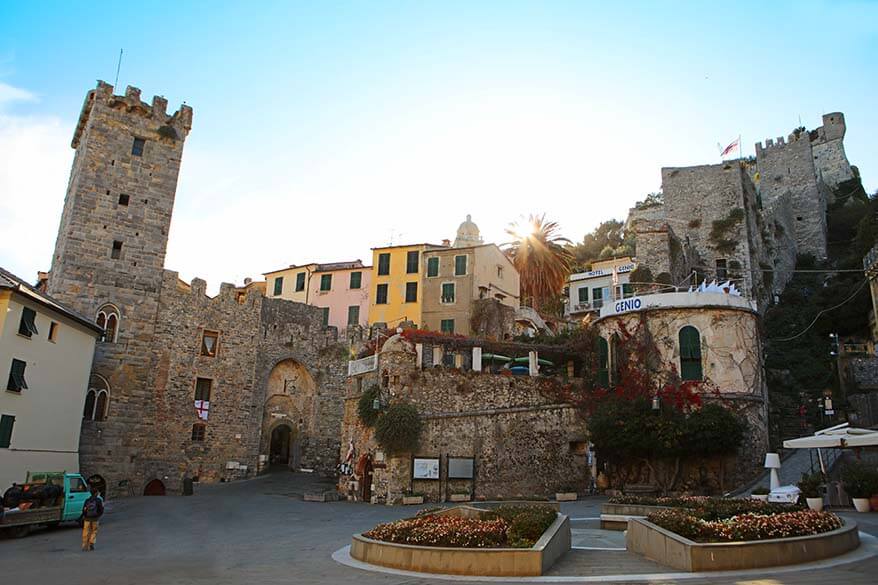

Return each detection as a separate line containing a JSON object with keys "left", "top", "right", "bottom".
{"left": 817, "top": 448, "right": 827, "bottom": 476}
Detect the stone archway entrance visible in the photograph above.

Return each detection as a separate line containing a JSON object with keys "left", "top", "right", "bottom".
{"left": 260, "top": 358, "right": 316, "bottom": 473}
{"left": 143, "top": 479, "right": 166, "bottom": 496}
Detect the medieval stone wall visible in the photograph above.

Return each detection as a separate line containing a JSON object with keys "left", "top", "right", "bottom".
{"left": 340, "top": 339, "right": 588, "bottom": 503}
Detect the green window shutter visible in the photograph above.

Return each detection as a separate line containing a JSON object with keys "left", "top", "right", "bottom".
{"left": 18, "top": 307, "right": 38, "bottom": 337}
{"left": 349, "top": 271, "right": 362, "bottom": 289}
{"left": 273, "top": 277, "right": 284, "bottom": 296}
{"left": 592, "top": 287, "right": 604, "bottom": 307}
{"left": 376, "top": 284, "right": 388, "bottom": 304}
{"left": 320, "top": 274, "right": 332, "bottom": 291}
{"left": 347, "top": 305, "right": 360, "bottom": 326}
{"left": 597, "top": 337, "right": 609, "bottom": 388}
{"left": 578, "top": 287, "right": 589, "bottom": 304}
{"left": 679, "top": 326, "right": 703, "bottom": 381}
{"left": 427, "top": 257, "right": 439, "bottom": 277}
{"left": 7, "top": 359, "right": 27, "bottom": 392}
{"left": 455, "top": 255, "right": 467, "bottom": 276}
{"left": 295, "top": 272, "right": 306, "bottom": 291}
{"left": 0, "top": 415, "right": 14, "bottom": 448}
{"left": 405, "top": 282, "right": 418, "bottom": 303}
{"left": 378, "top": 253, "right": 391, "bottom": 275}
{"left": 622, "top": 283, "right": 634, "bottom": 298}
{"left": 442, "top": 283, "right": 455, "bottom": 303}
{"left": 406, "top": 251, "right": 420, "bottom": 274}
{"left": 322, "top": 307, "right": 330, "bottom": 327}
{"left": 441, "top": 319, "right": 455, "bottom": 334}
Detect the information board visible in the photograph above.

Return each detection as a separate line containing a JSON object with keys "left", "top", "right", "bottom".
{"left": 412, "top": 457, "right": 440, "bottom": 480}
{"left": 447, "top": 457, "right": 474, "bottom": 479}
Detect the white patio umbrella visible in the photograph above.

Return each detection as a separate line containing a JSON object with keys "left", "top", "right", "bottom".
{"left": 783, "top": 423, "right": 878, "bottom": 449}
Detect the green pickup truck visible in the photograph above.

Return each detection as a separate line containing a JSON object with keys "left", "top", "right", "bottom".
{"left": 1, "top": 472, "right": 92, "bottom": 538}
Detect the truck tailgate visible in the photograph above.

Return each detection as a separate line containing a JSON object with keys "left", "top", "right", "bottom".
{"left": 1, "top": 506, "right": 62, "bottom": 527}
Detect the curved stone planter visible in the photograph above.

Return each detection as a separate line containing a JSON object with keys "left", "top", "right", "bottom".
{"left": 600, "top": 503, "right": 671, "bottom": 531}
{"left": 626, "top": 517, "right": 860, "bottom": 571}
{"left": 350, "top": 509, "right": 570, "bottom": 576}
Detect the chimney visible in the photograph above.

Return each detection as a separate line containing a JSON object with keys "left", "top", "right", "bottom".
{"left": 441, "top": 239, "right": 451, "bottom": 247}
{"left": 244, "top": 277, "right": 252, "bottom": 285}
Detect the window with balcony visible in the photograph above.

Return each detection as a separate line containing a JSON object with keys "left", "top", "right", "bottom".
{"left": 441, "top": 282, "right": 455, "bottom": 303}
{"left": 577, "top": 287, "right": 589, "bottom": 305}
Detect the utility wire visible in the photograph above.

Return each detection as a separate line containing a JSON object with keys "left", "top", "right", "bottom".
{"left": 769, "top": 279, "right": 870, "bottom": 342}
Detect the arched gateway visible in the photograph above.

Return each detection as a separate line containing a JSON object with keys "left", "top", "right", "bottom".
{"left": 260, "top": 359, "right": 316, "bottom": 472}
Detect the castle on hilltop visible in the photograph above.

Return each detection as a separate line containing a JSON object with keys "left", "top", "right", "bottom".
{"left": 46, "top": 81, "right": 349, "bottom": 496}
{"left": 629, "top": 113, "right": 858, "bottom": 310}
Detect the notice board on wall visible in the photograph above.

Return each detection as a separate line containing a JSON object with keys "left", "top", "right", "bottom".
{"left": 447, "top": 457, "right": 474, "bottom": 479}
{"left": 412, "top": 457, "right": 440, "bottom": 480}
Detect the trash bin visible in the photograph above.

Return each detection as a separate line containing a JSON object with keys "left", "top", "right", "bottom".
{"left": 182, "top": 477, "right": 193, "bottom": 496}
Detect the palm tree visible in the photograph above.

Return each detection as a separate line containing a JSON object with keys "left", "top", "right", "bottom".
{"left": 504, "top": 214, "right": 573, "bottom": 314}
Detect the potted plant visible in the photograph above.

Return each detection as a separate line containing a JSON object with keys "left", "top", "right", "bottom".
{"left": 797, "top": 472, "right": 824, "bottom": 511}
{"left": 842, "top": 463, "right": 877, "bottom": 512}
{"left": 402, "top": 491, "right": 424, "bottom": 505}
{"left": 555, "top": 486, "right": 578, "bottom": 502}
{"left": 449, "top": 491, "right": 471, "bottom": 502}
{"left": 751, "top": 485, "right": 769, "bottom": 502}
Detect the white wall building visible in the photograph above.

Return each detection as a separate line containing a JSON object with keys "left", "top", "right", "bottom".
{"left": 566, "top": 257, "right": 636, "bottom": 317}
{"left": 0, "top": 267, "right": 101, "bottom": 490}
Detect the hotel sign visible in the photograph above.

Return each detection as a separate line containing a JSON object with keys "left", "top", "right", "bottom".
{"left": 612, "top": 297, "right": 642, "bottom": 314}
{"left": 571, "top": 263, "right": 635, "bottom": 281}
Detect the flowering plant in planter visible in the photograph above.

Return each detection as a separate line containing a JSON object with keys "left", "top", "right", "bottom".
{"left": 647, "top": 508, "right": 843, "bottom": 543}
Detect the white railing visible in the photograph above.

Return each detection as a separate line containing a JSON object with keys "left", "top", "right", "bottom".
{"left": 348, "top": 354, "right": 378, "bottom": 376}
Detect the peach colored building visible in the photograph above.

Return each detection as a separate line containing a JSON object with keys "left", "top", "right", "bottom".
{"left": 263, "top": 260, "right": 370, "bottom": 330}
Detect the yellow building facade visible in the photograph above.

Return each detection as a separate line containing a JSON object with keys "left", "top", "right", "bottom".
{"left": 368, "top": 244, "right": 444, "bottom": 328}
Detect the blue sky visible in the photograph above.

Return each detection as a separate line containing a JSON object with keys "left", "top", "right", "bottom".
{"left": 1, "top": 1, "right": 876, "bottom": 291}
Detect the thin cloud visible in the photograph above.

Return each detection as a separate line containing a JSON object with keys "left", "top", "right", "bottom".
{"left": 0, "top": 82, "right": 36, "bottom": 109}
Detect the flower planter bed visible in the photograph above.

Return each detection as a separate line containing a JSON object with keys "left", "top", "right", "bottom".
{"left": 402, "top": 496, "right": 424, "bottom": 505}
{"left": 351, "top": 504, "right": 570, "bottom": 576}
{"left": 449, "top": 493, "right": 471, "bottom": 502}
{"left": 555, "top": 492, "right": 577, "bottom": 502}
{"left": 627, "top": 517, "right": 859, "bottom": 571}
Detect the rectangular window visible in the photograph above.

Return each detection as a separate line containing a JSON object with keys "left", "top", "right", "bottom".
{"left": 405, "top": 282, "right": 418, "bottom": 303}
{"left": 592, "top": 287, "right": 604, "bottom": 308}
{"left": 132, "top": 137, "right": 145, "bottom": 156}
{"left": 441, "top": 282, "right": 455, "bottom": 303}
{"left": 441, "top": 319, "right": 455, "bottom": 334}
{"left": 295, "top": 272, "right": 305, "bottom": 292}
{"left": 577, "top": 287, "right": 589, "bottom": 304}
{"left": 377, "top": 253, "right": 391, "bottom": 276}
{"left": 454, "top": 255, "right": 467, "bottom": 276}
{"left": 376, "top": 283, "right": 388, "bottom": 304}
{"left": 48, "top": 322, "right": 59, "bottom": 342}
{"left": 273, "top": 276, "right": 284, "bottom": 296}
{"left": 18, "top": 307, "right": 38, "bottom": 338}
{"left": 195, "top": 378, "right": 212, "bottom": 401}
{"left": 191, "top": 424, "right": 206, "bottom": 442}
{"left": 321, "top": 307, "right": 330, "bottom": 327}
{"left": 319, "top": 274, "right": 332, "bottom": 292}
{"left": 347, "top": 305, "right": 360, "bottom": 326}
{"left": 201, "top": 330, "right": 219, "bottom": 357}
{"left": 0, "top": 415, "right": 14, "bottom": 448}
{"left": 406, "top": 251, "right": 420, "bottom": 274}
{"left": 118, "top": 193, "right": 130, "bottom": 206}
{"left": 497, "top": 266, "right": 504, "bottom": 278}
{"left": 349, "top": 271, "right": 362, "bottom": 289}
{"left": 7, "top": 359, "right": 28, "bottom": 392}
{"left": 427, "top": 257, "right": 439, "bottom": 277}
{"left": 622, "top": 283, "right": 634, "bottom": 298}
{"left": 111, "top": 240, "right": 123, "bottom": 260}
{"left": 716, "top": 259, "right": 728, "bottom": 280}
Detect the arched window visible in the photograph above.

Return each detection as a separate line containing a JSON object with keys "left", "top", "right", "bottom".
{"left": 679, "top": 326, "right": 703, "bottom": 381}
{"left": 83, "top": 374, "right": 110, "bottom": 421}
{"left": 96, "top": 305, "right": 120, "bottom": 343}
{"left": 597, "top": 337, "right": 610, "bottom": 388}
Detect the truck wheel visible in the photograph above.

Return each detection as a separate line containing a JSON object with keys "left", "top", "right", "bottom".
{"left": 46, "top": 521, "right": 61, "bottom": 530}
{"left": 10, "top": 525, "right": 31, "bottom": 538}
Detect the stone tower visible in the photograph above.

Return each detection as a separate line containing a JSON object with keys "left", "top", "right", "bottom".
{"left": 47, "top": 81, "right": 192, "bottom": 487}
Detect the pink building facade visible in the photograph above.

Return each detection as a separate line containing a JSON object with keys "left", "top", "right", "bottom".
{"left": 308, "top": 261, "right": 371, "bottom": 330}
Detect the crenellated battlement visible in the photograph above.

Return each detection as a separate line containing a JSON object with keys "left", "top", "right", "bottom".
{"left": 162, "top": 270, "right": 262, "bottom": 305}
{"left": 754, "top": 112, "right": 846, "bottom": 154}
{"left": 72, "top": 80, "right": 193, "bottom": 148}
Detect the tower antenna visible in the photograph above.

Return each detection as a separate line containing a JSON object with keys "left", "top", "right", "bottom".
{"left": 113, "top": 49, "right": 123, "bottom": 89}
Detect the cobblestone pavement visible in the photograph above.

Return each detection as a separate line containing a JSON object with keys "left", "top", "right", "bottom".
{"left": 2, "top": 471, "right": 877, "bottom": 585}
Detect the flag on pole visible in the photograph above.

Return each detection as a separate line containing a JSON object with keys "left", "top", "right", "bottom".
{"left": 720, "top": 137, "right": 739, "bottom": 157}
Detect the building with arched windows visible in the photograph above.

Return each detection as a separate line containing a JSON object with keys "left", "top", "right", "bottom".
{"left": 42, "top": 82, "right": 350, "bottom": 497}
{"left": 593, "top": 290, "right": 769, "bottom": 489}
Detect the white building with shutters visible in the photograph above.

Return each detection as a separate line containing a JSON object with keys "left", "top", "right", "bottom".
{"left": 0, "top": 267, "right": 101, "bottom": 490}
{"left": 566, "top": 257, "right": 636, "bottom": 318}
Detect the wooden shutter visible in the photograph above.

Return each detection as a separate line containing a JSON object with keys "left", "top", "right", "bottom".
{"left": 679, "top": 326, "right": 703, "bottom": 380}
{"left": 0, "top": 414, "right": 14, "bottom": 448}
{"left": 597, "top": 337, "right": 609, "bottom": 387}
